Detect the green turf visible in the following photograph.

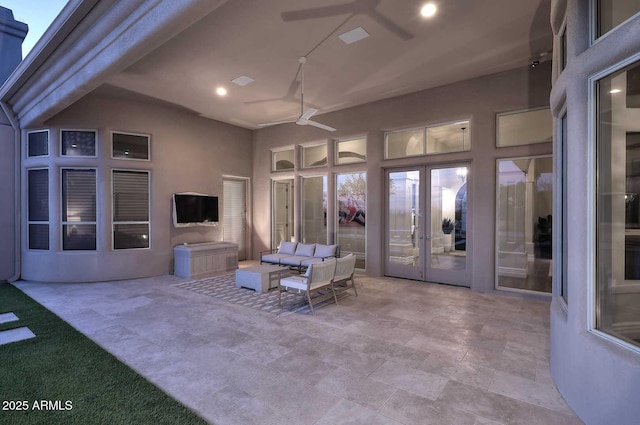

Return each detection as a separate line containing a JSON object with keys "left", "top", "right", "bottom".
{"left": 0, "top": 283, "right": 208, "bottom": 425}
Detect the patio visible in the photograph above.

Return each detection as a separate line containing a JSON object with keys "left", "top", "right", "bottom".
{"left": 13, "top": 265, "right": 582, "bottom": 425}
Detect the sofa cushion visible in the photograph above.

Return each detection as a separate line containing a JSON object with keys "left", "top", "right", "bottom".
{"left": 294, "top": 243, "right": 315, "bottom": 257}
{"left": 261, "top": 253, "right": 292, "bottom": 264}
{"left": 280, "top": 255, "right": 308, "bottom": 266}
{"left": 314, "top": 244, "right": 337, "bottom": 258}
{"left": 278, "top": 241, "right": 297, "bottom": 255}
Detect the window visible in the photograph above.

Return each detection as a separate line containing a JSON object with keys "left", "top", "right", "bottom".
{"left": 426, "top": 120, "right": 470, "bottom": 153}
{"left": 385, "top": 120, "right": 471, "bottom": 159}
{"left": 61, "top": 130, "right": 97, "bottom": 157}
{"left": 496, "top": 156, "right": 553, "bottom": 294}
{"left": 27, "top": 169, "right": 49, "bottom": 250}
{"left": 596, "top": 58, "right": 640, "bottom": 348}
{"left": 596, "top": 0, "right": 640, "bottom": 38}
{"left": 112, "top": 170, "right": 150, "bottom": 249}
{"left": 336, "top": 138, "right": 366, "bottom": 164}
{"left": 385, "top": 128, "right": 424, "bottom": 159}
{"left": 497, "top": 108, "right": 553, "bottom": 147}
{"left": 112, "top": 132, "right": 150, "bottom": 160}
{"left": 62, "top": 169, "right": 97, "bottom": 250}
{"left": 272, "top": 148, "right": 295, "bottom": 171}
{"left": 337, "top": 172, "right": 366, "bottom": 269}
{"left": 559, "top": 22, "right": 567, "bottom": 72}
{"left": 302, "top": 176, "right": 327, "bottom": 244}
{"left": 559, "top": 111, "right": 569, "bottom": 303}
{"left": 301, "top": 144, "right": 327, "bottom": 168}
{"left": 27, "top": 130, "right": 48, "bottom": 157}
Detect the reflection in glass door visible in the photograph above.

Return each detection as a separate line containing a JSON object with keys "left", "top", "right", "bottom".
{"left": 272, "top": 179, "right": 293, "bottom": 249}
{"left": 385, "top": 165, "right": 470, "bottom": 286}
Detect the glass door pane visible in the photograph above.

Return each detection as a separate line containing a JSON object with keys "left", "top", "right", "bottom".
{"left": 302, "top": 176, "right": 327, "bottom": 244}
{"left": 337, "top": 172, "right": 366, "bottom": 269}
{"left": 427, "top": 165, "right": 470, "bottom": 287}
{"left": 386, "top": 169, "right": 423, "bottom": 280}
{"left": 272, "top": 179, "right": 294, "bottom": 249}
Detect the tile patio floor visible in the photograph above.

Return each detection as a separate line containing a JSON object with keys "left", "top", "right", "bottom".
{"left": 13, "top": 265, "right": 583, "bottom": 425}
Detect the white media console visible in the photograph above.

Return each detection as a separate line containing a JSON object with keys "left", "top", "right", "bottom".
{"left": 173, "top": 242, "right": 239, "bottom": 278}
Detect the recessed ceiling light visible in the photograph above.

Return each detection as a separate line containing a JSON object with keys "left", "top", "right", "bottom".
{"left": 231, "top": 75, "right": 255, "bottom": 86}
{"left": 421, "top": 3, "right": 437, "bottom": 18}
{"left": 610, "top": 89, "right": 622, "bottom": 94}
{"left": 338, "top": 27, "right": 370, "bottom": 44}
{"left": 216, "top": 87, "right": 227, "bottom": 96}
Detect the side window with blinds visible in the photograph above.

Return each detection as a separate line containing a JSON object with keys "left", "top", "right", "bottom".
{"left": 62, "top": 169, "right": 97, "bottom": 250}
{"left": 112, "top": 170, "right": 150, "bottom": 249}
{"left": 28, "top": 169, "right": 49, "bottom": 250}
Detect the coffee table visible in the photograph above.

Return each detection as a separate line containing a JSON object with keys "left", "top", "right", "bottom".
{"left": 235, "top": 265, "right": 290, "bottom": 293}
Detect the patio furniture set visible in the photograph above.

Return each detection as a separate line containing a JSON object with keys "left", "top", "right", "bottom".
{"left": 235, "top": 242, "right": 357, "bottom": 314}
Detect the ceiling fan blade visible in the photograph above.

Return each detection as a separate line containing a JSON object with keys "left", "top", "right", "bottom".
{"left": 281, "top": 4, "right": 355, "bottom": 21}
{"left": 306, "top": 120, "right": 336, "bottom": 132}
{"left": 258, "top": 120, "right": 297, "bottom": 127}
{"left": 369, "top": 9, "right": 414, "bottom": 40}
{"left": 300, "top": 108, "right": 318, "bottom": 120}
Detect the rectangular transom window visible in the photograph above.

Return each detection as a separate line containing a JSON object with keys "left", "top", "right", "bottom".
{"left": 301, "top": 144, "right": 327, "bottom": 168}
{"left": 497, "top": 108, "right": 553, "bottom": 147}
{"left": 596, "top": 58, "right": 640, "bottom": 349}
{"left": 336, "top": 138, "right": 366, "bottom": 165}
{"left": 27, "top": 130, "right": 49, "bottom": 157}
{"left": 112, "top": 132, "right": 150, "bottom": 160}
{"left": 272, "top": 148, "right": 295, "bottom": 172}
{"left": 28, "top": 168, "right": 49, "bottom": 250}
{"left": 62, "top": 168, "right": 97, "bottom": 250}
{"left": 385, "top": 120, "right": 471, "bottom": 159}
{"left": 385, "top": 128, "right": 424, "bottom": 159}
{"left": 112, "top": 170, "right": 150, "bottom": 249}
{"left": 61, "top": 130, "right": 97, "bottom": 157}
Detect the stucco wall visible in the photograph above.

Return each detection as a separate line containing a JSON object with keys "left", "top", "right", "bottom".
{"left": 0, "top": 107, "right": 16, "bottom": 281}
{"left": 549, "top": 1, "right": 640, "bottom": 424}
{"left": 253, "top": 63, "right": 552, "bottom": 292}
{"left": 21, "top": 93, "right": 252, "bottom": 282}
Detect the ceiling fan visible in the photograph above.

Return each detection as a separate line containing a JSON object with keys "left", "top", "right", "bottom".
{"left": 258, "top": 57, "right": 336, "bottom": 132}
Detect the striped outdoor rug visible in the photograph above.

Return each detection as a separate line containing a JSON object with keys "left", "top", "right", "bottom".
{"left": 173, "top": 272, "right": 310, "bottom": 316}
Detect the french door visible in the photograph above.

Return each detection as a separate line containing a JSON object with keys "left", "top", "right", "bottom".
{"left": 385, "top": 164, "right": 471, "bottom": 287}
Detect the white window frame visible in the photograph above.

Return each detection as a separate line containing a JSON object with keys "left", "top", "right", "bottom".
{"left": 271, "top": 146, "right": 295, "bottom": 172}
{"left": 335, "top": 137, "right": 367, "bottom": 165}
{"left": 555, "top": 105, "right": 569, "bottom": 313}
{"left": 111, "top": 169, "right": 151, "bottom": 250}
{"left": 60, "top": 129, "right": 98, "bottom": 158}
{"left": 60, "top": 167, "right": 98, "bottom": 251}
{"left": 26, "top": 129, "right": 50, "bottom": 158}
{"left": 111, "top": 131, "right": 151, "bottom": 161}
{"left": 300, "top": 142, "right": 327, "bottom": 169}
{"left": 27, "top": 167, "right": 49, "bottom": 251}
{"left": 384, "top": 126, "right": 425, "bottom": 160}
{"left": 496, "top": 107, "right": 553, "bottom": 147}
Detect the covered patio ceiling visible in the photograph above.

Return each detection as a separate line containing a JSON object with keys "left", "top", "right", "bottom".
{"left": 102, "top": 0, "right": 552, "bottom": 129}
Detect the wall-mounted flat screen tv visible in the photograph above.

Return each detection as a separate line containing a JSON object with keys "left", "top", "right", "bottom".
{"left": 173, "top": 192, "right": 219, "bottom": 227}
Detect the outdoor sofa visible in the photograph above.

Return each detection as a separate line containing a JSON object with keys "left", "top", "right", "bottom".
{"left": 260, "top": 241, "right": 339, "bottom": 273}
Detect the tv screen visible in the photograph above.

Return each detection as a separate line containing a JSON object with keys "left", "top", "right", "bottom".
{"left": 173, "top": 193, "right": 219, "bottom": 227}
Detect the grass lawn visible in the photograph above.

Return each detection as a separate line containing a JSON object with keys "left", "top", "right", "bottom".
{"left": 0, "top": 283, "right": 208, "bottom": 425}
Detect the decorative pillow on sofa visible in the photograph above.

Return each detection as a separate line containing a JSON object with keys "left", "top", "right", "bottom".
{"left": 278, "top": 241, "right": 298, "bottom": 255}
{"left": 314, "top": 244, "right": 337, "bottom": 258}
{"left": 294, "top": 243, "right": 316, "bottom": 257}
